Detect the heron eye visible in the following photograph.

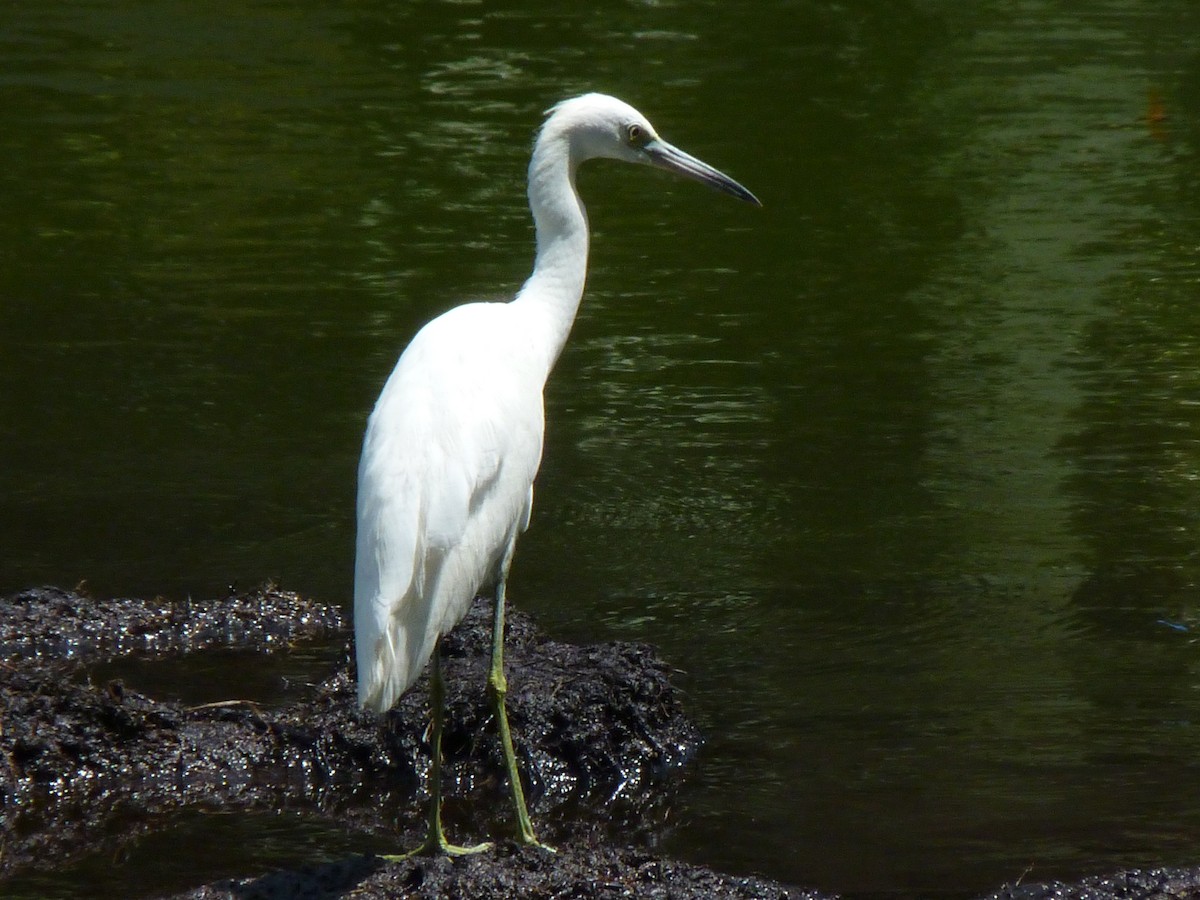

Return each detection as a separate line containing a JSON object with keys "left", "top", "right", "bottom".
{"left": 626, "top": 123, "right": 645, "bottom": 145}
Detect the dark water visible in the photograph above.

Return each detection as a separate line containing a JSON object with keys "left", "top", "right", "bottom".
{"left": 4, "top": 1, "right": 1200, "bottom": 897}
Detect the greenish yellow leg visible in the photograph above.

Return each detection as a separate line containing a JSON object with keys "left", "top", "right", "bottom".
{"left": 488, "top": 577, "right": 555, "bottom": 853}
{"left": 382, "top": 637, "right": 492, "bottom": 860}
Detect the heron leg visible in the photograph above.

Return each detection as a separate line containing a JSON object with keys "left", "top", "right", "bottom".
{"left": 382, "top": 637, "right": 492, "bottom": 860}
{"left": 488, "top": 575, "right": 555, "bottom": 853}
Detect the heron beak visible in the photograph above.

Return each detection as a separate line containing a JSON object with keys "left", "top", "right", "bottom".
{"left": 644, "top": 139, "right": 762, "bottom": 206}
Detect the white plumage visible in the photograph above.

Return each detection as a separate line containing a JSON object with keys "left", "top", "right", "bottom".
{"left": 355, "top": 302, "right": 542, "bottom": 712}
{"left": 353, "top": 92, "right": 758, "bottom": 856}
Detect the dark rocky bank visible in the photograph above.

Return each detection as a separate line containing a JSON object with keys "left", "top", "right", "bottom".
{"left": 2, "top": 585, "right": 1199, "bottom": 900}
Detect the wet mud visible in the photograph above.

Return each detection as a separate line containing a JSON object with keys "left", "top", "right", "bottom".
{"left": 1, "top": 585, "right": 700, "bottom": 892}
{"left": 2, "top": 585, "right": 1199, "bottom": 899}
{"left": 167, "top": 854, "right": 1200, "bottom": 900}
{"left": 168, "top": 840, "right": 828, "bottom": 900}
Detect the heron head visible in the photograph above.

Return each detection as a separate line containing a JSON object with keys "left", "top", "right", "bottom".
{"left": 542, "top": 93, "right": 761, "bottom": 206}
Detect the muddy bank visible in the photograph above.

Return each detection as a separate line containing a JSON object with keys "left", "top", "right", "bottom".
{"left": 166, "top": 854, "right": 1200, "bottom": 900}
{"left": 156, "top": 827, "right": 1200, "bottom": 900}
{"left": 980, "top": 868, "right": 1200, "bottom": 899}
{"left": 0, "top": 584, "right": 346, "bottom": 663}
{"left": 4, "top": 586, "right": 1200, "bottom": 900}
{"left": 0, "top": 585, "right": 697, "bottom": 884}
{"left": 168, "top": 840, "right": 829, "bottom": 900}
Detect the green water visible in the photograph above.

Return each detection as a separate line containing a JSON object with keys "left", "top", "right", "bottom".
{"left": 3, "top": 1, "right": 1200, "bottom": 896}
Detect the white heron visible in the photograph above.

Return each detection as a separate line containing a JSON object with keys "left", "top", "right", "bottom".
{"left": 354, "top": 92, "right": 759, "bottom": 857}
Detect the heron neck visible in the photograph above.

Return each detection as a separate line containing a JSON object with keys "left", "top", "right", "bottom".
{"left": 513, "top": 139, "right": 590, "bottom": 379}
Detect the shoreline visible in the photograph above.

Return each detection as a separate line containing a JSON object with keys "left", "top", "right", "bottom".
{"left": 2, "top": 586, "right": 1197, "bottom": 900}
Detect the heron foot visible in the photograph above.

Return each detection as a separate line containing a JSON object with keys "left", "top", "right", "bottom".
{"left": 381, "top": 836, "right": 493, "bottom": 861}
{"left": 513, "top": 814, "right": 555, "bottom": 854}
{"left": 518, "top": 835, "right": 557, "bottom": 855}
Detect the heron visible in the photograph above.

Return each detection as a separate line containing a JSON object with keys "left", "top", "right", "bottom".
{"left": 354, "top": 92, "right": 759, "bottom": 858}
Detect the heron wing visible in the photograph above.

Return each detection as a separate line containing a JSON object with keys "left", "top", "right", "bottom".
{"left": 354, "top": 303, "right": 545, "bottom": 711}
